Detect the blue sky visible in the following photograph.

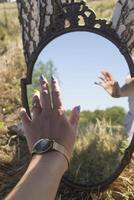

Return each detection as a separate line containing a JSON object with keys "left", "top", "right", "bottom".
{"left": 33, "top": 32, "right": 129, "bottom": 111}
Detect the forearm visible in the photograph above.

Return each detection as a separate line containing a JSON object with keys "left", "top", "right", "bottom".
{"left": 5, "top": 151, "right": 68, "bottom": 200}
{"left": 120, "top": 81, "right": 134, "bottom": 97}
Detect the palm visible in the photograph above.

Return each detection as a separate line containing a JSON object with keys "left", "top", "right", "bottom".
{"left": 102, "top": 79, "right": 116, "bottom": 95}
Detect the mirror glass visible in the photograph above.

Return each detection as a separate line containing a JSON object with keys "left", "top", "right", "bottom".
{"left": 27, "top": 32, "right": 131, "bottom": 185}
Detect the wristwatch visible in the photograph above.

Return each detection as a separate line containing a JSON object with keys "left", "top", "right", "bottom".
{"left": 32, "top": 138, "right": 70, "bottom": 167}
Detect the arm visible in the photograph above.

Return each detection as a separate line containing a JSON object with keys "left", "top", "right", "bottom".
{"left": 120, "top": 78, "right": 134, "bottom": 97}
{"left": 6, "top": 153, "right": 67, "bottom": 200}
{"left": 5, "top": 75, "right": 80, "bottom": 200}
{"left": 95, "top": 70, "right": 134, "bottom": 97}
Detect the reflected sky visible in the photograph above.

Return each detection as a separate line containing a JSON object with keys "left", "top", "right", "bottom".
{"left": 33, "top": 32, "right": 129, "bottom": 111}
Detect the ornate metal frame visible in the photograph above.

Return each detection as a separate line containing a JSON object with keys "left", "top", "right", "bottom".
{"left": 21, "top": 0, "right": 134, "bottom": 193}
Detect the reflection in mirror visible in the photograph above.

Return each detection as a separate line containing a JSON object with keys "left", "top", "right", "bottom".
{"left": 27, "top": 32, "right": 131, "bottom": 185}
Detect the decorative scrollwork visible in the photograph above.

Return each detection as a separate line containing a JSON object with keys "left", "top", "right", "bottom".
{"left": 52, "top": 1, "right": 112, "bottom": 32}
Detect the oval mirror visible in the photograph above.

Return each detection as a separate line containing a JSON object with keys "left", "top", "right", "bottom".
{"left": 26, "top": 32, "right": 132, "bottom": 187}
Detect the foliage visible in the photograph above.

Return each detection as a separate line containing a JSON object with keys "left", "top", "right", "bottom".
{"left": 78, "top": 107, "right": 125, "bottom": 128}
{"left": 105, "top": 106, "right": 125, "bottom": 126}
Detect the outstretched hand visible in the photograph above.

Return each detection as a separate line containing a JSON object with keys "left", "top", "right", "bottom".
{"left": 95, "top": 70, "right": 121, "bottom": 98}
{"left": 20, "top": 75, "right": 80, "bottom": 160}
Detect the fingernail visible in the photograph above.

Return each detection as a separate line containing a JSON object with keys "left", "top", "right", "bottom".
{"left": 51, "top": 75, "right": 56, "bottom": 81}
{"left": 20, "top": 108, "right": 26, "bottom": 112}
{"left": 20, "top": 108, "right": 26, "bottom": 117}
{"left": 39, "top": 74, "right": 45, "bottom": 80}
{"left": 75, "top": 105, "right": 81, "bottom": 113}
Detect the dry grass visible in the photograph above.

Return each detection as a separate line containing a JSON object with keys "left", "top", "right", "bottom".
{"left": 86, "top": 0, "right": 116, "bottom": 20}
{"left": 68, "top": 119, "right": 127, "bottom": 184}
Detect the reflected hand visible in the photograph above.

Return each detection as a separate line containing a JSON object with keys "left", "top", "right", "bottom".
{"left": 20, "top": 75, "right": 80, "bottom": 160}
{"left": 95, "top": 70, "right": 121, "bottom": 98}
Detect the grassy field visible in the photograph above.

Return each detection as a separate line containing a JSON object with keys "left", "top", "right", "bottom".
{"left": 0, "top": 1, "right": 134, "bottom": 200}
{"left": 87, "top": 0, "right": 116, "bottom": 20}
{"left": 67, "top": 119, "right": 127, "bottom": 185}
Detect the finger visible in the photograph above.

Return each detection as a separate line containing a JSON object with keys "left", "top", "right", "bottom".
{"left": 20, "top": 108, "right": 31, "bottom": 128}
{"left": 39, "top": 75, "right": 52, "bottom": 112}
{"left": 51, "top": 76, "right": 63, "bottom": 110}
{"left": 94, "top": 81, "right": 103, "bottom": 87}
{"left": 101, "top": 71, "right": 110, "bottom": 81}
{"left": 95, "top": 74, "right": 106, "bottom": 86}
{"left": 32, "top": 92, "right": 42, "bottom": 119}
{"left": 101, "top": 71, "right": 113, "bottom": 81}
{"left": 69, "top": 106, "right": 80, "bottom": 130}
{"left": 98, "top": 76, "right": 107, "bottom": 83}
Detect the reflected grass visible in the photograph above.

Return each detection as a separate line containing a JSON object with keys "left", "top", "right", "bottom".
{"left": 66, "top": 118, "right": 128, "bottom": 185}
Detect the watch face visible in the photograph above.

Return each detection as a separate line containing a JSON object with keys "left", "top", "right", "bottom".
{"left": 35, "top": 139, "right": 53, "bottom": 153}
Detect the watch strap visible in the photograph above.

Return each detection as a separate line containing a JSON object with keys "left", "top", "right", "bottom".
{"left": 53, "top": 141, "right": 70, "bottom": 167}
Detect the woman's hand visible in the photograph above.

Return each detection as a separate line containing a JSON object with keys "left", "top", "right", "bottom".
{"left": 95, "top": 70, "right": 121, "bottom": 98}
{"left": 20, "top": 75, "right": 80, "bottom": 159}
{"left": 6, "top": 76, "right": 80, "bottom": 200}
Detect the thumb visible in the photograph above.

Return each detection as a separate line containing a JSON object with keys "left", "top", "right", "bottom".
{"left": 69, "top": 106, "right": 80, "bottom": 129}
{"left": 20, "top": 108, "right": 31, "bottom": 129}
{"left": 94, "top": 81, "right": 103, "bottom": 87}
